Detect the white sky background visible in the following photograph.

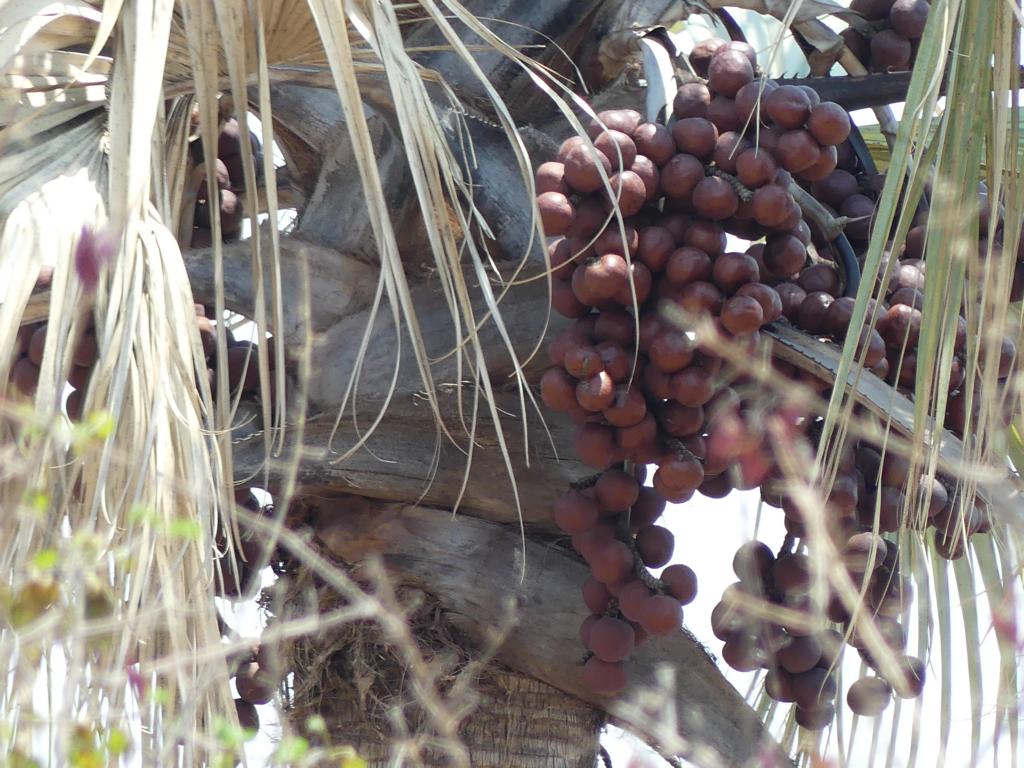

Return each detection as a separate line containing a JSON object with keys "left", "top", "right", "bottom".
{"left": 224, "top": 7, "right": 1021, "bottom": 768}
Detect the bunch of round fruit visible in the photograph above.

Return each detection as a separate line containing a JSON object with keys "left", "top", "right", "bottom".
{"left": 554, "top": 466, "right": 697, "bottom": 693}
{"left": 225, "top": 634, "right": 283, "bottom": 735}
{"left": 10, "top": 317, "right": 97, "bottom": 419}
{"left": 188, "top": 115, "right": 263, "bottom": 248}
{"left": 842, "top": 0, "right": 931, "bottom": 73}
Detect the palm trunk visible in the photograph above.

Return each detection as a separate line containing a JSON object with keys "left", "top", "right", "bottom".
{"left": 309, "top": 665, "right": 603, "bottom": 767}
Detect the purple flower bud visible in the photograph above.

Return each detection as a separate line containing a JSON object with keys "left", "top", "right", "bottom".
{"left": 74, "top": 225, "right": 118, "bottom": 291}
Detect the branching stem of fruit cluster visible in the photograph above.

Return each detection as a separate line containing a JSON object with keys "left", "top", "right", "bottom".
{"left": 665, "top": 439, "right": 697, "bottom": 462}
{"left": 777, "top": 533, "right": 797, "bottom": 559}
{"left": 789, "top": 182, "right": 849, "bottom": 241}
{"left": 629, "top": 536, "right": 667, "bottom": 591}
{"left": 706, "top": 166, "right": 754, "bottom": 203}
{"left": 570, "top": 473, "right": 602, "bottom": 491}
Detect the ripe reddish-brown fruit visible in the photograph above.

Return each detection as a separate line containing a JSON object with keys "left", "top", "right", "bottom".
{"left": 589, "top": 539, "right": 635, "bottom": 583}
{"left": 603, "top": 385, "right": 647, "bottom": 427}
{"left": 735, "top": 148, "right": 778, "bottom": 188}
{"left": 765, "top": 85, "right": 812, "bottom": 129}
{"left": 540, "top": 367, "right": 578, "bottom": 412}
{"left": 639, "top": 594, "right": 683, "bottom": 635}
{"left": 588, "top": 616, "right": 635, "bottom": 662}
{"left": 635, "top": 525, "right": 675, "bottom": 568}
{"left": 870, "top": 30, "right": 912, "bottom": 72}
{"left": 583, "top": 254, "right": 630, "bottom": 299}
{"left": 633, "top": 122, "right": 675, "bottom": 165}
{"left": 574, "top": 423, "right": 619, "bottom": 468}
{"left": 660, "top": 153, "right": 705, "bottom": 198}
{"left": 751, "top": 184, "right": 792, "bottom": 228}
{"left": 576, "top": 370, "right": 615, "bottom": 411}
{"left": 535, "top": 161, "right": 569, "bottom": 195}
{"left": 807, "top": 102, "right": 851, "bottom": 146}
{"left": 654, "top": 452, "right": 704, "bottom": 493}
{"left": 595, "top": 468, "right": 641, "bottom": 512}
{"left": 672, "top": 117, "right": 718, "bottom": 159}
{"left": 721, "top": 295, "right": 765, "bottom": 335}
{"left": 670, "top": 365, "right": 715, "bottom": 407}
{"left": 692, "top": 176, "right": 740, "bottom": 220}
{"left": 630, "top": 155, "right": 660, "bottom": 201}
{"left": 708, "top": 49, "right": 755, "bottom": 97}
{"left": 666, "top": 247, "right": 712, "bottom": 285}
{"left": 662, "top": 564, "right": 698, "bottom": 605}
{"left": 554, "top": 490, "right": 601, "bottom": 535}
{"left": 602, "top": 171, "right": 647, "bottom": 217}
{"left": 562, "top": 141, "right": 613, "bottom": 193}
{"left": 712, "top": 251, "right": 760, "bottom": 293}
{"left": 587, "top": 109, "right": 642, "bottom": 138}
{"left": 593, "top": 129, "right": 637, "bottom": 170}
{"left": 775, "top": 130, "right": 821, "bottom": 173}
{"left": 582, "top": 656, "right": 628, "bottom": 693}
{"left": 890, "top": 0, "right": 930, "bottom": 40}
{"left": 674, "top": 82, "right": 712, "bottom": 119}
{"left": 537, "top": 191, "right": 575, "bottom": 235}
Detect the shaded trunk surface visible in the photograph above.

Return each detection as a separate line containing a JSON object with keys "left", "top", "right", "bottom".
{"left": 289, "top": 630, "right": 603, "bottom": 767}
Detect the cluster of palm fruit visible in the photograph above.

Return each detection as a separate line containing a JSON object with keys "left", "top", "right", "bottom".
{"left": 188, "top": 111, "right": 263, "bottom": 249}
{"left": 712, "top": 535, "right": 924, "bottom": 728}
{"left": 223, "top": 632, "right": 284, "bottom": 735}
{"left": 536, "top": 39, "right": 865, "bottom": 695}
{"left": 9, "top": 277, "right": 98, "bottom": 419}
{"left": 532, "top": 33, "right": 1001, "bottom": 730}
{"left": 555, "top": 466, "right": 697, "bottom": 692}
{"left": 842, "top": 0, "right": 931, "bottom": 73}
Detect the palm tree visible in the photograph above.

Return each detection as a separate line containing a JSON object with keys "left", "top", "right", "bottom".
{"left": 0, "top": 1, "right": 1020, "bottom": 766}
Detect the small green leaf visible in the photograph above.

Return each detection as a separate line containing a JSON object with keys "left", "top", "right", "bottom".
{"left": 30, "top": 549, "right": 59, "bottom": 572}
{"left": 148, "top": 686, "right": 171, "bottom": 706}
{"left": 304, "top": 714, "right": 326, "bottom": 735}
{"left": 22, "top": 490, "right": 49, "bottom": 517}
{"left": 85, "top": 410, "right": 114, "bottom": 439}
{"left": 167, "top": 518, "right": 202, "bottom": 541}
{"left": 274, "top": 736, "right": 309, "bottom": 762}
{"left": 106, "top": 727, "right": 130, "bottom": 755}
{"left": 127, "top": 504, "right": 155, "bottom": 525}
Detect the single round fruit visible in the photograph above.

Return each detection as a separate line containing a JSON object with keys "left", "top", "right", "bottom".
{"left": 589, "top": 539, "right": 635, "bottom": 583}
{"left": 535, "top": 161, "right": 568, "bottom": 195}
{"left": 553, "top": 490, "right": 601, "bottom": 535}
{"left": 639, "top": 594, "right": 683, "bottom": 635}
{"left": 848, "top": 677, "right": 893, "bottom": 716}
{"left": 635, "top": 525, "right": 675, "bottom": 568}
{"left": 693, "top": 176, "right": 739, "bottom": 220}
{"left": 721, "top": 295, "right": 765, "bottom": 335}
{"left": 765, "top": 85, "right": 812, "bottom": 129}
{"left": 775, "top": 130, "right": 821, "bottom": 173}
{"left": 689, "top": 38, "right": 727, "bottom": 77}
{"left": 890, "top": 0, "right": 930, "bottom": 39}
{"left": 735, "top": 148, "right": 777, "bottom": 188}
{"left": 582, "top": 656, "right": 628, "bottom": 693}
{"left": 674, "top": 82, "right": 712, "bottom": 119}
{"left": 576, "top": 370, "right": 615, "bottom": 412}
{"left": 807, "top": 102, "right": 851, "bottom": 146}
{"left": 562, "top": 142, "right": 613, "bottom": 193}
{"left": 633, "top": 122, "right": 675, "bottom": 165}
{"left": 588, "top": 616, "right": 635, "bottom": 663}
{"left": 672, "top": 116, "right": 719, "bottom": 159}
{"left": 661, "top": 153, "right": 705, "bottom": 198}
{"left": 537, "top": 192, "right": 574, "bottom": 235}
{"left": 595, "top": 469, "right": 640, "bottom": 512}
{"left": 870, "top": 30, "right": 913, "bottom": 72}
{"left": 707, "top": 49, "right": 754, "bottom": 97}
{"left": 593, "top": 129, "right": 637, "bottom": 171}
{"left": 540, "top": 367, "right": 577, "bottom": 412}
{"left": 662, "top": 564, "right": 698, "bottom": 605}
